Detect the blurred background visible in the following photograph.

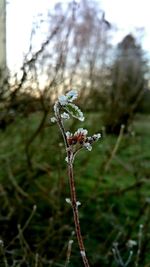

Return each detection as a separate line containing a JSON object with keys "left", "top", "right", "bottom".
{"left": 0, "top": 0, "right": 150, "bottom": 266}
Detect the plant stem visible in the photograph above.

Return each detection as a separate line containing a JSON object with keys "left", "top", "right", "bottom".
{"left": 67, "top": 159, "right": 90, "bottom": 267}
{"left": 55, "top": 104, "right": 90, "bottom": 267}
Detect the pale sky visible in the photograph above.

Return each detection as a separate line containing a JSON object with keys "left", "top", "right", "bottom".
{"left": 7, "top": 0, "right": 150, "bottom": 71}
{"left": 101, "top": 0, "right": 150, "bottom": 49}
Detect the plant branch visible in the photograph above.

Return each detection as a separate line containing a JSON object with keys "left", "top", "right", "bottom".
{"left": 55, "top": 103, "right": 90, "bottom": 267}
{"left": 67, "top": 159, "right": 90, "bottom": 267}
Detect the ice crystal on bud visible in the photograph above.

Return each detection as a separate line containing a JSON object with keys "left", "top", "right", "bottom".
{"left": 52, "top": 90, "right": 101, "bottom": 161}
{"left": 75, "top": 128, "right": 88, "bottom": 136}
{"left": 50, "top": 117, "right": 57, "bottom": 123}
{"left": 66, "top": 131, "right": 72, "bottom": 138}
{"left": 93, "top": 133, "right": 101, "bottom": 140}
{"left": 58, "top": 90, "right": 78, "bottom": 106}
{"left": 61, "top": 112, "right": 70, "bottom": 120}
{"left": 65, "top": 198, "right": 72, "bottom": 205}
{"left": 58, "top": 95, "right": 68, "bottom": 106}
{"left": 76, "top": 201, "right": 81, "bottom": 206}
{"left": 66, "top": 90, "right": 78, "bottom": 102}
{"left": 65, "top": 128, "right": 101, "bottom": 150}
{"left": 80, "top": 250, "right": 86, "bottom": 257}
{"left": 65, "top": 156, "right": 69, "bottom": 163}
{"left": 83, "top": 142, "right": 92, "bottom": 151}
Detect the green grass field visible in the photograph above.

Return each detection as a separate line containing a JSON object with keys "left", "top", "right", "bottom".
{"left": 0, "top": 112, "right": 150, "bottom": 266}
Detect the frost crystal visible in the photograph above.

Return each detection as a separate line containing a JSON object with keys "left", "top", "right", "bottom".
{"left": 64, "top": 103, "right": 84, "bottom": 121}
{"left": 66, "top": 90, "right": 78, "bottom": 102}
{"left": 83, "top": 142, "right": 92, "bottom": 151}
{"left": 65, "top": 156, "right": 69, "bottom": 163}
{"left": 80, "top": 250, "right": 86, "bottom": 257}
{"left": 93, "top": 133, "right": 101, "bottom": 140}
{"left": 75, "top": 128, "right": 88, "bottom": 136}
{"left": 58, "top": 95, "right": 68, "bottom": 106}
{"left": 50, "top": 117, "right": 57, "bottom": 123}
{"left": 61, "top": 112, "right": 70, "bottom": 120}
{"left": 58, "top": 90, "right": 78, "bottom": 106}
{"left": 66, "top": 131, "right": 72, "bottom": 138}
{"left": 65, "top": 198, "right": 72, "bottom": 205}
{"left": 76, "top": 201, "right": 81, "bottom": 206}
{"left": 76, "top": 108, "right": 84, "bottom": 121}
{"left": 54, "top": 101, "right": 59, "bottom": 113}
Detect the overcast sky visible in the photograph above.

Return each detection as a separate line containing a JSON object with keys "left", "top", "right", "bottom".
{"left": 7, "top": 0, "right": 150, "bottom": 71}
{"left": 101, "top": 0, "right": 150, "bottom": 48}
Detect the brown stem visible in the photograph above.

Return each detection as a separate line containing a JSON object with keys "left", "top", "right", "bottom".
{"left": 55, "top": 103, "right": 90, "bottom": 266}
{"left": 67, "top": 159, "right": 90, "bottom": 267}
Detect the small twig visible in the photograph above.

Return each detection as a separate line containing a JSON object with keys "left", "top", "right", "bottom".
{"left": 104, "top": 124, "right": 125, "bottom": 172}
{"left": 135, "top": 224, "right": 143, "bottom": 267}
{"left": 112, "top": 242, "right": 133, "bottom": 267}
{"left": 64, "top": 239, "right": 74, "bottom": 267}
{"left": 17, "top": 224, "right": 30, "bottom": 260}
{"left": 6, "top": 205, "right": 37, "bottom": 249}
{"left": 22, "top": 205, "right": 37, "bottom": 232}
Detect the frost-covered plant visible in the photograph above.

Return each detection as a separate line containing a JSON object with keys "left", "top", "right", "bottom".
{"left": 51, "top": 90, "right": 101, "bottom": 267}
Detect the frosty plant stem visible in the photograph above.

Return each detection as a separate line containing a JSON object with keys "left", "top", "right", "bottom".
{"left": 51, "top": 90, "right": 101, "bottom": 267}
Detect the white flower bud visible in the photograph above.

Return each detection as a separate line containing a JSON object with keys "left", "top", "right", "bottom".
{"left": 50, "top": 117, "right": 57, "bottom": 123}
